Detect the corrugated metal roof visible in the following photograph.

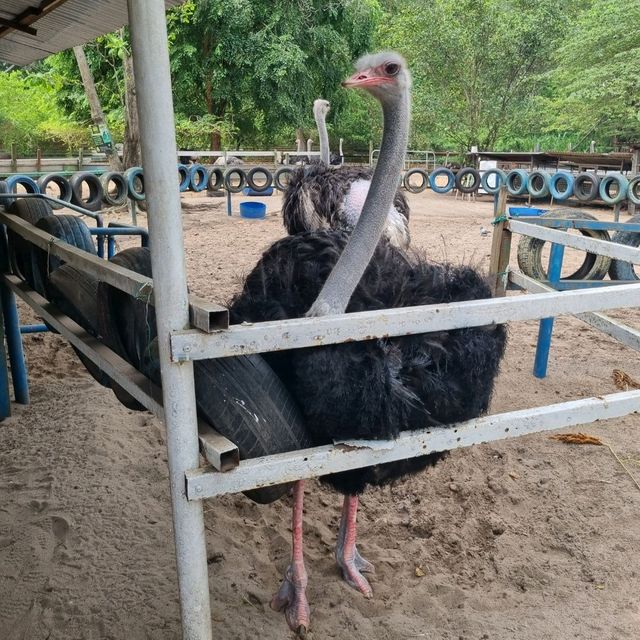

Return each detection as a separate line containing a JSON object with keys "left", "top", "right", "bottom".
{"left": 0, "top": 0, "right": 183, "bottom": 66}
{"left": 471, "top": 150, "right": 633, "bottom": 170}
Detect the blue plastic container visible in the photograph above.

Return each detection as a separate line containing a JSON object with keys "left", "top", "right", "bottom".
{"left": 509, "top": 206, "right": 546, "bottom": 217}
{"left": 239, "top": 201, "right": 266, "bottom": 219}
{"left": 242, "top": 186, "right": 274, "bottom": 197}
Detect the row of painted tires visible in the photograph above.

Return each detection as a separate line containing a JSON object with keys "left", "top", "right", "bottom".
{"left": 403, "top": 166, "right": 640, "bottom": 205}
{"left": 7, "top": 197, "right": 311, "bottom": 504}
{"left": 1, "top": 165, "right": 282, "bottom": 212}
{"left": 516, "top": 209, "right": 640, "bottom": 282}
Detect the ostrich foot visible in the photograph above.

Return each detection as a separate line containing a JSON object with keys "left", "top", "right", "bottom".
{"left": 335, "top": 494, "right": 375, "bottom": 598}
{"left": 336, "top": 543, "right": 375, "bottom": 597}
{"left": 271, "top": 563, "right": 310, "bottom": 636}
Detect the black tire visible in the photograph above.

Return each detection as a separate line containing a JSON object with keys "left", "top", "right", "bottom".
{"left": 97, "top": 247, "right": 153, "bottom": 411}
{"left": 274, "top": 167, "right": 294, "bottom": 191}
{"left": 32, "top": 215, "right": 97, "bottom": 299}
{"left": 517, "top": 208, "right": 611, "bottom": 281}
{"left": 207, "top": 168, "right": 224, "bottom": 191}
{"left": 8, "top": 198, "right": 54, "bottom": 285}
{"left": 47, "top": 264, "right": 112, "bottom": 387}
{"left": 140, "top": 337, "right": 312, "bottom": 505}
{"left": 246, "top": 167, "right": 273, "bottom": 193}
{"left": 69, "top": 172, "right": 103, "bottom": 212}
{"left": 36, "top": 174, "right": 73, "bottom": 209}
{"left": 100, "top": 172, "right": 128, "bottom": 207}
{"left": 403, "top": 168, "right": 429, "bottom": 194}
{"left": 573, "top": 172, "right": 601, "bottom": 203}
{"left": 608, "top": 214, "right": 640, "bottom": 281}
{"left": 224, "top": 168, "right": 246, "bottom": 193}
{"left": 455, "top": 167, "right": 481, "bottom": 194}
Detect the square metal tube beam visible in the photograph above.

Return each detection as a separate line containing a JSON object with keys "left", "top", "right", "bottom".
{"left": 170, "top": 282, "right": 640, "bottom": 361}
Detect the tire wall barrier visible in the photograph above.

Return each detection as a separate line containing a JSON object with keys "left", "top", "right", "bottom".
{"left": 69, "top": 172, "right": 103, "bottom": 212}
{"left": 36, "top": 174, "right": 72, "bottom": 209}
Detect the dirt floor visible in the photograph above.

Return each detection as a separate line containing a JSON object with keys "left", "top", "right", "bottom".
{"left": 1, "top": 188, "right": 639, "bottom": 640}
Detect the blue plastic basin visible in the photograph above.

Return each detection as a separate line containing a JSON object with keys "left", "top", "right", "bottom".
{"left": 239, "top": 201, "right": 266, "bottom": 219}
{"left": 242, "top": 186, "right": 274, "bottom": 197}
{"left": 509, "top": 206, "right": 546, "bottom": 217}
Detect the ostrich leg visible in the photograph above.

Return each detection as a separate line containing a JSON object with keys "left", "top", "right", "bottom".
{"left": 271, "top": 480, "right": 310, "bottom": 635}
{"left": 335, "top": 495, "right": 374, "bottom": 597}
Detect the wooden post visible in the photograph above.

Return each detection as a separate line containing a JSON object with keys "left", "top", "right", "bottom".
{"left": 73, "top": 45, "right": 122, "bottom": 171}
{"left": 77, "top": 148, "right": 83, "bottom": 171}
{"left": 10, "top": 143, "right": 17, "bottom": 173}
{"left": 36, "top": 148, "right": 42, "bottom": 174}
{"left": 489, "top": 187, "right": 512, "bottom": 297}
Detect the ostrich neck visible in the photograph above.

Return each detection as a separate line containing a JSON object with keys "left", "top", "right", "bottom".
{"left": 315, "top": 110, "right": 330, "bottom": 165}
{"left": 308, "top": 91, "right": 409, "bottom": 316}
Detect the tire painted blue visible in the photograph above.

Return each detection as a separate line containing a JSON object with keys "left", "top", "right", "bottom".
{"left": 188, "top": 163, "right": 208, "bottom": 192}
{"left": 549, "top": 171, "right": 574, "bottom": 201}
{"left": 628, "top": 175, "right": 640, "bottom": 206}
{"left": 429, "top": 167, "right": 455, "bottom": 194}
{"left": 124, "top": 167, "right": 145, "bottom": 201}
{"left": 527, "top": 171, "right": 551, "bottom": 198}
{"left": 4, "top": 175, "right": 39, "bottom": 208}
{"left": 599, "top": 172, "right": 629, "bottom": 205}
{"left": 480, "top": 168, "right": 506, "bottom": 195}
{"left": 505, "top": 169, "right": 529, "bottom": 196}
{"left": 177, "top": 164, "right": 191, "bottom": 192}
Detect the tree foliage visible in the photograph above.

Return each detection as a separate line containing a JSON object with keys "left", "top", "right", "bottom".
{"left": 2, "top": 0, "right": 639, "bottom": 156}
{"left": 541, "top": 0, "right": 640, "bottom": 145}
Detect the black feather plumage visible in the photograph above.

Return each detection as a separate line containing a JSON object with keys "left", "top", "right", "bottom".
{"left": 282, "top": 164, "right": 410, "bottom": 247}
{"left": 229, "top": 231, "right": 507, "bottom": 495}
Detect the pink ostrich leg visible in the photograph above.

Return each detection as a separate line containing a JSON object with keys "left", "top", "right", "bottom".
{"left": 335, "top": 495, "right": 375, "bottom": 597}
{"left": 271, "top": 480, "right": 310, "bottom": 635}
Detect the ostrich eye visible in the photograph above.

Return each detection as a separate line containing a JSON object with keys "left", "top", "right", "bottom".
{"left": 384, "top": 62, "right": 400, "bottom": 76}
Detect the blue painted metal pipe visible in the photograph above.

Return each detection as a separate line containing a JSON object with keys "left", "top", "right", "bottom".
{"left": 533, "top": 242, "right": 565, "bottom": 379}
{"left": 0, "top": 284, "right": 29, "bottom": 404}
{"left": 20, "top": 324, "right": 48, "bottom": 334}
{"left": 0, "top": 310, "right": 10, "bottom": 419}
{"left": 227, "top": 190, "right": 232, "bottom": 216}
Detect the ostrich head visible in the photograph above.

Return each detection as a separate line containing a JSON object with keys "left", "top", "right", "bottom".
{"left": 313, "top": 99, "right": 330, "bottom": 120}
{"left": 342, "top": 51, "right": 411, "bottom": 101}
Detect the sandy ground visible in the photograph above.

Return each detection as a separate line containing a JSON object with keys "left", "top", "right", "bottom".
{"left": 1, "top": 188, "right": 639, "bottom": 640}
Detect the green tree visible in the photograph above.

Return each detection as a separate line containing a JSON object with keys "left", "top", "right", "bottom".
{"left": 378, "top": 0, "right": 569, "bottom": 151}
{"left": 542, "top": 0, "right": 640, "bottom": 147}
{"left": 168, "top": 0, "right": 381, "bottom": 149}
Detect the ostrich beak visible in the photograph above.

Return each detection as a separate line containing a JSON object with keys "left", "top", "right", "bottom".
{"left": 342, "top": 68, "right": 386, "bottom": 89}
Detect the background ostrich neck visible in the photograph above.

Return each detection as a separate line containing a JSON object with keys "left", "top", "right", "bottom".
{"left": 315, "top": 107, "right": 330, "bottom": 165}
{"left": 307, "top": 90, "right": 410, "bottom": 317}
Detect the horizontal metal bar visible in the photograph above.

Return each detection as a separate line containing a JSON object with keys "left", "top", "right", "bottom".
{"left": 508, "top": 219, "right": 640, "bottom": 264}
{"left": 511, "top": 216, "right": 640, "bottom": 233}
{"left": 170, "top": 282, "right": 640, "bottom": 360}
{"left": 2, "top": 274, "right": 239, "bottom": 471}
{"left": 0, "top": 192, "right": 101, "bottom": 222}
{"left": 509, "top": 271, "right": 640, "bottom": 351}
{"left": 509, "top": 279, "right": 630, "bottom": 290}
{"left": 185, "top": 389, "right": 640, "bottom": 499}
{"left": 0, "top": 211, "right": 224, "bottom": 327}
{"left": 20, "top": 323, "right": 49, "bottom": 334}
{"left": 188, "top": 295, "right": 229, "bottom": 332}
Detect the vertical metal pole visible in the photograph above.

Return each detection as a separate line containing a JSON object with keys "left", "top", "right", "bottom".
{"left": 0, "top": 284, "right": 29, "bottom": 404}
{"left": 533, "top": 242, "right": 565, "bottom": 378}
{"left": 0, "top": 292, "right": 11, "bottom": 419}
{"left": 127, "top": 3, "right": 212, "bottom": 640}
{"left": 226, "top": 190, "right": 232, "bottom": 216}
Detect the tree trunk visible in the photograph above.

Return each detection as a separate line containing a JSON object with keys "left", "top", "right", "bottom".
{"left": 123, "top": 53, "right": 141, "bottom": 169}
{"left": 73, "top": 45, "right": 122, "bottom": 171}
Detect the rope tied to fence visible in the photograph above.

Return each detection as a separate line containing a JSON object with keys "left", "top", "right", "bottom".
{"left": 492, "top": 215, "right": 508, "bottom": 226}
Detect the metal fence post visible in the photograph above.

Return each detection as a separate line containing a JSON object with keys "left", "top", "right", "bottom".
{"left": 127, "top": 2, "right": 212, "bottom": 639}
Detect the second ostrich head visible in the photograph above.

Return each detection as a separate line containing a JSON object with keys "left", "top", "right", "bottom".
{"left": 307, "top": 51, "right": 411, "bottom": 317}
{"left": 314, "top": 99, "right": 331, "bottom": 165}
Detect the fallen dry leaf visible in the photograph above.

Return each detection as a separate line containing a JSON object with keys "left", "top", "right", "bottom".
{"left": 549, "top": 433, "right": 603, "bottom": 446}
{"left": 508, "top": 471, "right": 519, "bottom": 480}
{"left": 612, "top": 369, "right": 640, "bottom": 391}
{"left": 415, "top": 566, "right": 426, "bottom": 577}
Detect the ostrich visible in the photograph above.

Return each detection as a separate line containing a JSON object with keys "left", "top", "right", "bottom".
{"left": 281, "top": 97, "right": 411, "bottom": 249}
{"left": 230, "top": 52, "right": 506, "bottom": 635}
